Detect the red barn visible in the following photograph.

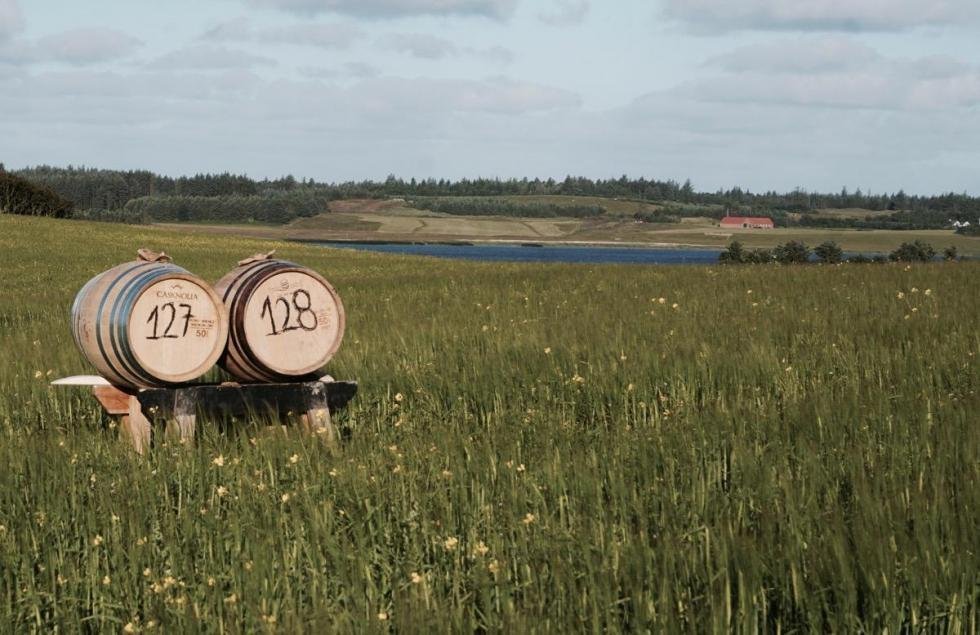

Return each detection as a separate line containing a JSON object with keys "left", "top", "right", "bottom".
{"left": 720, "top": 216, "right": 774, "bottom": 229}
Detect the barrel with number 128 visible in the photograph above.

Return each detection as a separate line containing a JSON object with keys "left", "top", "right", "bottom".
{"left": 214, "top": 251, "right": 346, "bottom": 382}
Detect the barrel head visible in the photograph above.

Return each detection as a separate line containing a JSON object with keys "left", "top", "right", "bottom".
{"left": 239, "top": 270, "right": 345, "bottom": 377}
{"left": 127, "top": 276, "right": 228, "bottom": 384}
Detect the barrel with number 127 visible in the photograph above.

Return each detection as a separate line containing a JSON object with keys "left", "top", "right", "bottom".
{"left": 214, "top": 252, "right": 346, "bottom": 382}
{"left": 71, "top": 250, "right": 229, "bottom": 388}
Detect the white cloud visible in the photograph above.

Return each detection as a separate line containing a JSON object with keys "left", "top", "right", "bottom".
{"left": 695, "top": 37, "right": 980, "bottom": 111}
{"left": 346, "top": 76, "right": 580, "bottom": 115}
{"left": 378, "top": 32, "right": 513, "bottom": 63}
{"left": 35, "top": 28, "right": 142, "bottom": 65}
{"left": 381, "top": 32, "right": 457, "bottom": 59}
{"left": 147, "top": 45, "right": 277, "bottom": 70}
{"left": 0, "top": 0, "right": 21, "bottom": 42}
{"left": 345, "top": 61, "right": 381, "bottom": 77}
{"left": 707, "top": 37, "right": 879, "bottom": 74}
{"left": 245, "top": 0, "right": 516, "bottom": 20}
{"left": 538, "top": 0, "right": 589, "bottom": 26}
{"left": 203, "top": 17, "right": 253, "bottom": 41}
{"left": 205, "top": 18, "right": 361, "bottom": 49}
{"left": 0, "top": 27, "right": 142, "bottom": 66}
{"left": 662, "top": 0, "right": 980, "bottom": 32}
{"left": 476, "top": 45, "right": 513, "bottom": 64}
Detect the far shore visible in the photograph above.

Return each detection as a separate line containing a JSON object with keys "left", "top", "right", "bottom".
{"left": 291, "top": 236, "right": 726, "bottom": 250}
{"left": 155, "top": 214, "right": 978, "bottom": 257}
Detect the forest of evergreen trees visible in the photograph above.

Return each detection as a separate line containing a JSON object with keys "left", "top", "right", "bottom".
{"left": 408, "top": 197, "right": 604, "bottom": 218}
{"left": 8, "top": 164, "right": 980, "bottom": 227}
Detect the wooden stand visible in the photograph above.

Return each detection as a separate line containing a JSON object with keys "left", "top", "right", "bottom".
{"left": 88, "top": 379, "right": 357, "bottom": 453}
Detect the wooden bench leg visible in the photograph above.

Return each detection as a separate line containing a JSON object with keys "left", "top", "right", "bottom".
{"left": 300, "top": 408, "right": 335, "bottom": 445}
{"left": 121, "top": 395, "right": 151, "bottom": 454}
{"left": 165, "top": 389, "right": 196, "bottom": 445}
{"left": 301, "top": 383, "right": 337, "bottom": 449}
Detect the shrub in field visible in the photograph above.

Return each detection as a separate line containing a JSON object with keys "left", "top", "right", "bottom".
{"left": 719, "top": 240, "right": 748, "bottom": 263}
{"left": 955, "top": 224, "right": 980, "bottom": 236}
{"left": 944, "top": 246, "right": 959, "bottom": 261}
{"left": 0, "top": 170, "right": 73, "bottom": 218}
{"left": 746, "top": 247, "right": 774, "bottom": 263}
{"left": 889, "top": 240, "right": 936, "bottom": 262}
{"left": 813, "top": 241, "right": 843, "bottom": 264}
{"left": 773, "top": 240, "right": 810, "bottom": 264}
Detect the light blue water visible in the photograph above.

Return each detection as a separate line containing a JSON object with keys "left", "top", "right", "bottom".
{"left": 317, "top": 242, "right": 722, "bottom": 265}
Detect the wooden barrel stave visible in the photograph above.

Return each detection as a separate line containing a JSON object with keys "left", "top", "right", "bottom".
{"left": 215, "top": 257, "right": 345, "bottom": 383}
{"left": 71, "top": 259, "right": 228, "bottom": 388}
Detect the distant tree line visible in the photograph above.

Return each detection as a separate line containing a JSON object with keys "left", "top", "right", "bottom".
{"left": 10, "top": 165, "right": 980, "bottom": 227}
{"left": 120, "top": 190, "right": 334, "bottom": 224}
{"left": 408, "top": 197, "right": 604, "bottom": 218}
{"left": 0, "top": 167, "right": 73, "bottom": 218}
{"left": 797, "top": 208, "right": 968, "bottom": 230}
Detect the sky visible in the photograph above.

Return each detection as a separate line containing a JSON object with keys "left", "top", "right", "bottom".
{"left": 1, "top": 0, "right": 979, "bottom": 195}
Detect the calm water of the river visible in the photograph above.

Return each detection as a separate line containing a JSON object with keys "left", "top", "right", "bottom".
{"left": 318, "top": 242, "right": 722, "bottom": 265}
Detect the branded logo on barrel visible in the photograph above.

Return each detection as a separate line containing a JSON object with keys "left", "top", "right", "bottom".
{"left": 157, "top": 283, "right": 199, "bottom": 301}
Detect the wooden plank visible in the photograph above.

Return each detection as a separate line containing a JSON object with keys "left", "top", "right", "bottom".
{"left": 92, "top": 385, "right": 132, "bottom": 415}
{"left": 135, "top": 380, "right": 357, "bottom": 420}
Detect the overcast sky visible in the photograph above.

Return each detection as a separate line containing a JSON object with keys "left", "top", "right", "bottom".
{"left": 2, "top": 0, "right": 979, "bottom": 194}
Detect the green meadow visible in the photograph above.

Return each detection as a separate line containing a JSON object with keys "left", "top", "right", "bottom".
{"left": 0, "top": 214, "right": 977, "bottom": 631}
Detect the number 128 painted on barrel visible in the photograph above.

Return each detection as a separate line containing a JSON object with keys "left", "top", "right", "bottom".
{"left": 214, "top": 252, "right": 346, "bottom": 383}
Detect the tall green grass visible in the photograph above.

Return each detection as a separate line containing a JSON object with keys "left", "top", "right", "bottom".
{"left": 0, "top": 215, "right": 977, "bottom": 631}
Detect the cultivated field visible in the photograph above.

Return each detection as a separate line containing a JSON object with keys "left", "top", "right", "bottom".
{"left": 0, "top": 215, "right": 977, "bottom": 631}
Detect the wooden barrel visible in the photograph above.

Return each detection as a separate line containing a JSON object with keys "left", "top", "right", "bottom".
{"left": 214, "top": 251, "right": 345, "bottom": 382}
{"left": 71, "top": 249, "right": 229, "bottom": 388}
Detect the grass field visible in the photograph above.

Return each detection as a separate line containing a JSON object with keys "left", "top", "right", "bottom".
{"left": 1, "top": 214, "right": 978, "bottom": 631}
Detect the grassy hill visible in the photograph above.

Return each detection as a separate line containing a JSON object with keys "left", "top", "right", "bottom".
{"left": 0, "top": 214, "right": 977, "bottom": 630}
